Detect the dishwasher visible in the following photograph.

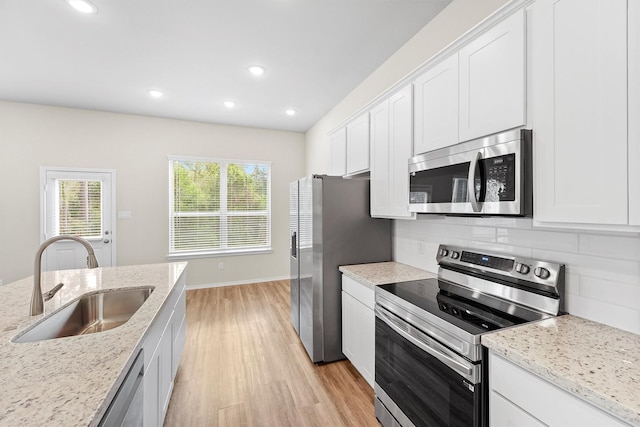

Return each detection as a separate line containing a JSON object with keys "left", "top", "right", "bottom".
{"left": 99, "top": 349, "right": 144, "bottom": 427}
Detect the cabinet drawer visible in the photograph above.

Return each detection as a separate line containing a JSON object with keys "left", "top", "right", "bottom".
{"left": 342, "top": 275, "right": 374, "bottom": 309}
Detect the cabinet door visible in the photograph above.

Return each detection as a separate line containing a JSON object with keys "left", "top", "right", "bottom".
{"left": 629, "top": 1, "right": 640, "bottom": 226}
{"left": 329, "top": 128, "right": 347, "bottom": 176}
{"left": 531, "top": 0, "right": 628, "bottom": 224}
{"left": 341, "top": 290, "right": 374, "bottom": 387}
{"left": 346, "top": 113, "right": 370, "bottom": 174}
{"left": 159, "top": 310, "right": 174, "bottom": 425}
{"left": 459, "top": 8, "right": 526, "bottom": 142}
{"left": 490, "top": 391, "right": 546, "bottom": 427}
{"left": 413, "top": 53, "right": 458, "bottom": 155}
{"left": 388, "top": 85, "right": 414, "bottom": 219}
{"left": 143, "top": 349, "right": 160, "bottom": 427}
{"left": 172, "top": 288, "right": 186, "bottom": 379}
{"left": 341, "top": 290, "right": 357, "bottom": 363}
{"left": 370, "top": 100, "right": 390, "bottom": 216}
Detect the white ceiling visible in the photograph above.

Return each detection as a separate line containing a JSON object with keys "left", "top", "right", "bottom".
{"left": 0, "top": 0, "right": 451, "bottom": 132}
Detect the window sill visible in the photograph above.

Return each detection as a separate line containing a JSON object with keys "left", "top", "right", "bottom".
{"left": 166, "top": 247, "right": 273, "bottom": 260}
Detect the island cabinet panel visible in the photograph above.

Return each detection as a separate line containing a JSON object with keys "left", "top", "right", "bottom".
{"left": 489, "top": 352, "right": 632, "bottom": 427}
{"left": 143, "top": 273, "right": 186, "bottom": 427}
{"left": 341, "top": 275, "right": 375, "bottom": 387}
{"left": 531, "top": 0, "right": 629, "bottom": 225}
{"left": 413, "top": 52, "right": 459, "bottom": 155}
{"left": 458, "top": 8, "right": 526, "bottom": 142}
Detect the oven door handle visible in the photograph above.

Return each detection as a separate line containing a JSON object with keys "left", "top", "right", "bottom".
{"left": 467, "top": 151, "right": 481, "bottom": 212}
{"left": 375, "top": 306, "right": 475, "bottom": 380}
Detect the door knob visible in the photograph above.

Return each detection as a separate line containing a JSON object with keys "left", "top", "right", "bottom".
{"left": 104, "top": 239, "right": 110, "bottom": 244}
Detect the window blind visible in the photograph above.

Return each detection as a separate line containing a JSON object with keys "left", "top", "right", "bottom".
{"left": 56, "top": 179, "right": 103, "bottom": 238}
{"left": 169, "top": 157, "right": 271, "bottom": 256}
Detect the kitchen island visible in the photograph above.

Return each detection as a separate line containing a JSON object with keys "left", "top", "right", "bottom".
{"left": 0, "top": 262, "right": 187, "bottom": 426}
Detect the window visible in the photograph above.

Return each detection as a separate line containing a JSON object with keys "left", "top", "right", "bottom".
{"left": 169, "top": 156, "right": 271, "bottom": 257}
{"left": 56, "top": 179, "right": 103, "bottom": 238}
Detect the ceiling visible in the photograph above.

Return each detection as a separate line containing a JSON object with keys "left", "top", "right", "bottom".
{"left": 0, "top": 0, "right": 451, "bottom": 133}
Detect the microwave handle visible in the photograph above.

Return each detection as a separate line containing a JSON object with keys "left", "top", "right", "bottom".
{"left": 467, "top": 151, "right": 482, "bottom": 212}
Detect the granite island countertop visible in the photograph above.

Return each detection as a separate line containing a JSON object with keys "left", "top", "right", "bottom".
{"left": 0, "top": 262, "right": 187, "bottom": 427}
{"left": 482, "top": 315, "right": 640, "bottom": 426}
{"left": 339, "top": 261, "right": 436, "bottom": 288}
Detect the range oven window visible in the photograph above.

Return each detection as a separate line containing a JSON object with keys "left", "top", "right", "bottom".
{"left": 375, "top": 317, "right": 482, "bottom": 427}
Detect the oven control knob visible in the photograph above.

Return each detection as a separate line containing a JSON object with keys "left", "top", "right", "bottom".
{"left": 515, "top": 263, "right": 530, "bottom": 275}
{"left": 439, "top": 249, "right": 449, "bottom": 257}
{"left": 450, "top": 251, "right": 460, "bottom": 259}
{"left": 534, "top": 267, "right": 551, "bottom": 280}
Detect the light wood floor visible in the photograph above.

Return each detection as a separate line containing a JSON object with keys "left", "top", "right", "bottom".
{"left": 163, "top": 280, "right": 379, "bottom": 427}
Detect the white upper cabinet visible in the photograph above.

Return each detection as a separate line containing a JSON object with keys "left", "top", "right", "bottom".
{"left": 459, "top": 8, "right": 526, "bottom": 142}
{"left": 629, "top": 1, "right": 640, "bottom": 226}
{"left": 531, "top": 0, "right": 628, "bottom": 225}
{"left": 370, "top": 85, "right": 415, "bottom": 219}
{"left": 370, "top": 101, "right": 390, "bottom": 215}
{"left": 346, "top": 112, "right": 370, "bottom": 175}
{"left": 413, "top": 53, "right": 459, "bottom": 155}
{"left": 329, "top": 128, "right": 347, "bottom": 176}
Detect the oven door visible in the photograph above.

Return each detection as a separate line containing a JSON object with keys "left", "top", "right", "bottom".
{"left": 374, "top": 305, "right": 482, "bottom": 427}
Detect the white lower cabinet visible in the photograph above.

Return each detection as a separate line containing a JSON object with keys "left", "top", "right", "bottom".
{"left": 143, "top": 275, "right": 187, "bottom": 427}
{"left": 341, "top": 275, "right": 375, "bottom": 387}
{"left": 489, "top": 351, "right": 631, "bottom": 427}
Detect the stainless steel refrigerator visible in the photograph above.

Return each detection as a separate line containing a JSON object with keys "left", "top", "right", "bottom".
{"left": 289, "top": 175, "right": 391, "bottom": 363}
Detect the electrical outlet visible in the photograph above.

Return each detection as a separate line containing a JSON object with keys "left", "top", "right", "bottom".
{"left": 218, "top": 262, "right": 224, "bottom": 270}
{"left": 417, "top": 240, "right": 426, "bottom": 255}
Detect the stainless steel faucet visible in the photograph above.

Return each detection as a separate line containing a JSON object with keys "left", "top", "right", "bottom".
{"left": 31, "top": 235, "right": 99, "bottom": 316}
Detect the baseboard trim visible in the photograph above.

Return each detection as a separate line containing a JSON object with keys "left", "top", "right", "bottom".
{"left": 186, "top": 275, "right": 290, "bottom": 290}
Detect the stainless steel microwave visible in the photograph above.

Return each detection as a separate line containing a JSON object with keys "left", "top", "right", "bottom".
{"left": 408, "top": 129, "right": 532, "bottom": 216}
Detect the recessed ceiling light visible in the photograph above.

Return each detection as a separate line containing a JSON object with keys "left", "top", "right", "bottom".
{"left": 248, "top": 65, "right": 266, "bottom": 76}
{"left": 224, "top": 101, "right": 235, "bottom": 108}
{"left": 65, "top": 0, "right": 98, "bottom": 14}
{"left": 148, "top": 90, "right": 163, "bottom": 98}
{"left": 286, "top": 109, "right": 296, "bottom": 116}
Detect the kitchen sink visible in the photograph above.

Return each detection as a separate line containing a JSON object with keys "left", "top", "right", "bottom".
{"left": 13, "top": 287, "right": 154, "bottom": 343}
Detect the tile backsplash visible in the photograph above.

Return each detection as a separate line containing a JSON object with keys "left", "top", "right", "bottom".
{"left": 393, "top": 216, "right": 640, "bottom": 335}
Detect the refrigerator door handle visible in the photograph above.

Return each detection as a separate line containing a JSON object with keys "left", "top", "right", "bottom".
{"left": 291, "top": 231, "right": 297, "bottom": 258}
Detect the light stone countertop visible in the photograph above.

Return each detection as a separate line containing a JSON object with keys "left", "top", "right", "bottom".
{"left": 482, "top": 315, "right": 640, "bottom": 426}
{"left": 339, "top": 261, "right": 436, "bottom": 288}
{"left": 0, "top": 262, "right": 187, "bottom": 427}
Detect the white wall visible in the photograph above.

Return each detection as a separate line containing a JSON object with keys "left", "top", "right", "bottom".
{"left": 0, "top": 101, "right": 305, "bottom": 286}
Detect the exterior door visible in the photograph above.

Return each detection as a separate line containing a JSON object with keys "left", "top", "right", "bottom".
{"left": 41, "top": 168, "right": 115, "bottom": 271}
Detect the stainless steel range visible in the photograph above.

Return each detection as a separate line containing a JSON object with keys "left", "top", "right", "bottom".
{"left": 374, "top": 245, "right": 565, "bottom": 427}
